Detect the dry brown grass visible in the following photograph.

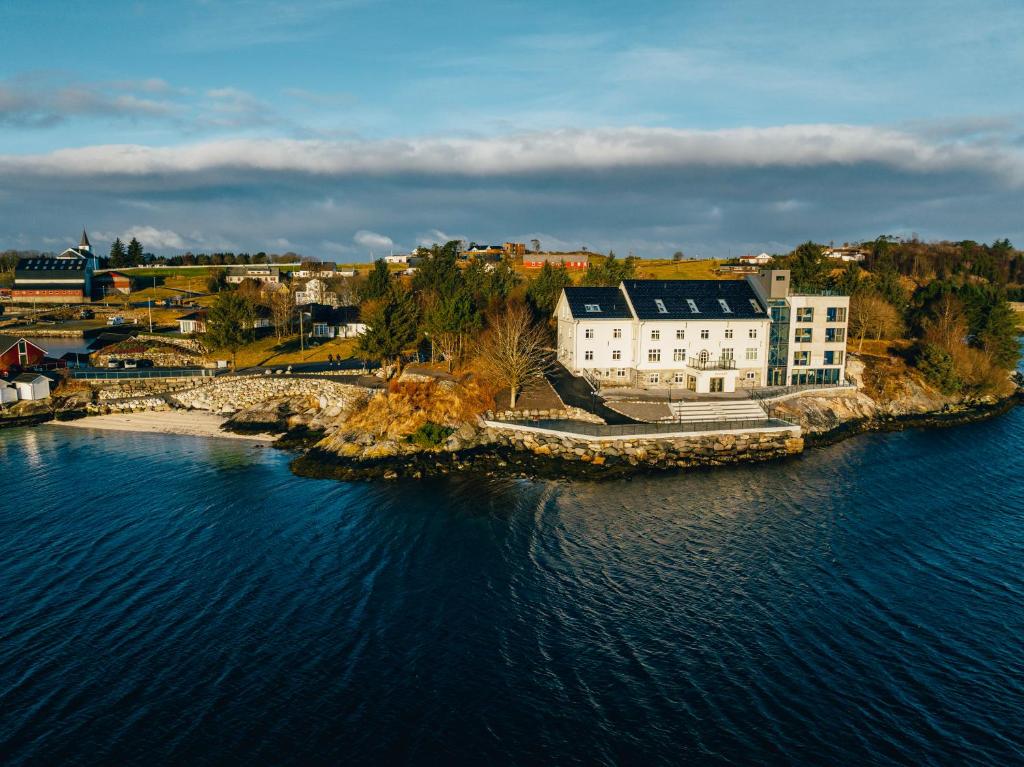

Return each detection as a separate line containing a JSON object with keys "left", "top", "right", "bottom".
{"left": 344, "top": 376, "right": 495, "bottom": 440}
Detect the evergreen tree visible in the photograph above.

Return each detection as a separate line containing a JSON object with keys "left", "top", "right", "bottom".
{"left": 126, "top": 237, "right": 144, "bottom": 266}
{"left": 424, "top": 285, "right": 482, "bottom": 371}
{"left": 788, "top": 241, "right": 829, "bottom": 292}
{"left": 357, "top": 286, "right": 420, "bottom": 368}
{"left": 580, "top": 253, "right": 637, "bottom": 287}
{"left": 204, "top": 292, "right": 255, "bottom": 368}
{"left": 360, "top": 258, "right": 391, "bottom": 302}
{"left": 527, "top": 261, "right": 572, "bottom": 314}
{"left": 412, "top": 240, "right": 461, "bottom": 296}
{"left": 109, "top": 238, "right": 128, "bottom": 268}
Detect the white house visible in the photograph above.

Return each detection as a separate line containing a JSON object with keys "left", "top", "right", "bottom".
{"left": 384, "top": 254, "right": 410, "bottom": 264}
{"left": 738, "top": 253, "right": 773, "bottom": 266}
{"left": 13, "top": 372, "right": 50, "bottom": 400}
{"left": 292, "top": 262, "right": 337, "bottom": 278}
{"left": 307, "top": 305, "right": 365, "bottom": 339}
{"left": 823, "top": 245, "right": 867, "bottom": 262}
{"left": 556, "top": 270, "right": 850, "bottom": 392}
{"left": 294, "top": 278, "right": 338, "bottom": 307}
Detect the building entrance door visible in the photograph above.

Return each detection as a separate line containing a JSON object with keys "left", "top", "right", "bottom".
{"left": 710, "top": 377, "right": 724, "bottom": 393}
{"left": 687, "top": 375, "right": 696, "bottom": 391}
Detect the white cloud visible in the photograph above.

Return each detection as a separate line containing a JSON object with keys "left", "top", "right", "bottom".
{"left": 1, "top": 125, "right": 1021, "bottom": 184}
{"left": 353, "top": 229, "right": 393, "bottom": 249}
{"left": 121, "top": 225, "right": 188, "bottom": 250}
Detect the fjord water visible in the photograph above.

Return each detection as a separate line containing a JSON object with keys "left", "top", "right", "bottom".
{"left": 2, "top": 413, "right": 1023, "bottom": 766}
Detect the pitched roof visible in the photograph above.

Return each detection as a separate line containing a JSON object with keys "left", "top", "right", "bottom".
{"left": 307, "top": 303, "right": 361, "bottom": 324}
{"left": 562, "top": 287, "right": 633, "bottom": 319}
{"left": 0, "top": 335, "right": 47, "bottom": 356}
{"left": 80, "top": 229, "right": 91, "bottom": 248}
{"left": 14, "top": 372, "right": 46, "bottom": 383}
{"left": 621, "top": 279, "right": 767, "bottom": 320}
{"left": 15, "top": 257, "right": 88, "bottom": 275}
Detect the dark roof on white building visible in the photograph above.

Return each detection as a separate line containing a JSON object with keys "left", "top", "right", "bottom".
{"left": 621, "top": 279, "right": 767, "bottom": 320}
{"left": 15, "top": 257, "right": 89, "bottom": 278}
{"left": 562, "top": 287, "right": 633, "bottom": 319}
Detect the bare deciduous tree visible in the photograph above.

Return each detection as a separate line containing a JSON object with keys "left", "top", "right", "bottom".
{"left": 269, "top": 288, "right": 295, "bottom": 339}
{"left": 849, "top": 293, "right": 903, "bottom": 351}
{"left": 475, "top": 304, "right": 553, "bottom": 408}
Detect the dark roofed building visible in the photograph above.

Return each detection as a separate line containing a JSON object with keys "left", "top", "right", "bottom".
{"left": 306, "top": 304, "right": 366, "bottom": 339}
{"left": 13, "top": 256, "right": 92, "bottom": 304}
{"left": 620, "top": 279, "right": 766, "bottom": 320}
{"left": 560, "top": 286, "right": 633, "bottom": 320}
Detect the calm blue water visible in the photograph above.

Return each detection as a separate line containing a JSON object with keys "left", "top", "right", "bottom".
{"left": 2, "top": 411, "right": 1023, "bottom": 766}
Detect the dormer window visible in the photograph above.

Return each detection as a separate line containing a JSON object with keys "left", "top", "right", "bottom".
{"left": 718, "top": 299, "right": 732, "bottom": 313}
{"left": 654, "top": 299, "right": 668, "bottom": 314}
{"left": 749, "top": 299, "right": 763, "bottom": 313}
{"left": 686, "top": 299, "right": 699, "bottom": 313}
{"left": 584, "top": 303, "right": 601, "bottom": 313}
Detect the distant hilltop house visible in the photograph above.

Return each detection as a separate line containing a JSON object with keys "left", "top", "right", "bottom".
{"left": 306, "top": 304, "right": 365, "bottom": 339}
{"left": 524, "top": 252, "right": 590, "bottom": 269}
{"left": 738, "top": 253, "right": 773, "bottom": 266}
{"left": 294, "top": 278, "right": 338, "bottom": 307}
{"left": 293, "top": 262, "right": 338, "bottom": 278}
{"left": 555, "top": 269, "right": 850, "bottom": 392}
{"left": 225, "top": 266, "right": 281, "bottom": 285}
{"left": 384, "top": 254, "right": 412, "bottom": 264}
{"left": 12, "top": 229, "right": 97, "bottom": 304}
{"left": 824, "top": 244, "right": 867, "bottom": 262}
{"left": 462, "top": 242, "right": 526, "bottom": 260}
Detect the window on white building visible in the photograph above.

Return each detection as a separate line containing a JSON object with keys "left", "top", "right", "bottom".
{"left": 584, "top": 350, "right": 594, "bottom": 361}
{"left": 827, "top": 307, "right": 847, "bottom": 323}
{"left": 676, "top": 329, "right": 685, "bottom": 340}
{"left": 651, "top": 329, "right": 660, "bottom": 340}
{"left": 686, "top": 299, "right": 699, "bottom": 313}
{"left": 613, "top": 328, "right": 622, "bottom": 338}
{"left": 584, "top": 328, "right": 594, "bottom": 339}
{"left": 673, "top": 348, "right": 685, "bottom": 362}
{"left": 700, "top": 329, "right": 709, "bottom": 339}
{"left": 824, "top": 350, "right": 844, "bottom": 365}
{"left": 648, "top": 349, "right": 661, "bottom": 362}
{"left": 584, "top": 303, "right": 601, "bottom": 312}
{"left": 795, "top": 328, "right": 812, "bottom": 343}
{"left": 722, "top": 348, "right": 734, "bottom": 361}
{"left": 616, "top": 369, "right": 626, "bottom": 377}
{"left": 725, "top": 329, "right": 733, "bottom": 339}
{"left": 746, "top": 347, "right": 758, "bottom": 360}
{"left": 718, "top": 299, "right": 732, "bottom": 313}
{"left": 793, "top": 351, "right": 810, "bottom": 366}
{"left": 673, "top": 372, "right": 686, "bottom": 383}
{"left": 749, "top": 328, "right": 758, "bottom": 339}
{"left": 648, "top": 373, "right": 660, "bottom": 384}
{"left": 796, "top": 307, "right": 814, "bottom": 323}
{"left": 654, "top": 299, "right": 668, "bottom": 314}
{"left": 612, "top": 350, "right": 621, "bottom": 360}
{"left": 826, "top": 327, "right": 846, "bottom": 343}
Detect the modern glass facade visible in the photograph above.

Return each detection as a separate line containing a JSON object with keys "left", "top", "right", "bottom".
{"left": 767, "top": 300, "right": 789, "bottom": 386}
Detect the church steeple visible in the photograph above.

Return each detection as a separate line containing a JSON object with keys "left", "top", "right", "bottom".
{"left": 79, "top": 228, "right": 91, "bottom": 252}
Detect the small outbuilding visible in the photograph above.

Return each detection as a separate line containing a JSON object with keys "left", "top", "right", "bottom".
{"left": 13, "top": 372, "right": 50, "bottom": 401}
{"left": 0, "top": 379, "right": 17, "bottom": 404}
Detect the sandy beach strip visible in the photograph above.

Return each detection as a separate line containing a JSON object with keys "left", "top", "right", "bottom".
{"left": 46, "top": 410, "right": 277, "bottom": 441}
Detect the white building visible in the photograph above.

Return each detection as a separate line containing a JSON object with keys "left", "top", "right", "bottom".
{"left": 384, "top": 254, "right": 410, "bottom": 264}
{"left": 823, "top": 245, "right": 867, "bottom": 262}
{"left": 0, "top": 380, "right": 17, "bottom": 404}
{"left": 292, "top": 262, "right": 337, "bottom": 278}
{"left": 294, "top": 278, "right": 338, "bottom": 307}
{"left": 738, "top": 253, "right": 773, "bottom": 266}
{"left": 13, "top": 373, "right": 50, "bottom": 400}
{"left": 225, "top": 266, "right": 281, "bottom": 285}
{"left": 746, "top": 270, "right": 850, "bottom": 386}
{"left": 556, "top": 270, "right": 850, "bottom": 392}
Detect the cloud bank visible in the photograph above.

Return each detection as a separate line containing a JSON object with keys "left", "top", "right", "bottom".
{"left": 1, "top": 123, "right": 1022, "bottom": 257}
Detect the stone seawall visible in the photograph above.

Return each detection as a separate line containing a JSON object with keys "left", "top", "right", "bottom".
{"left": 171, "top": 375, "right": 366, "bottom": 414}
{"left": 294, "top": 420, "right": 805, "bottom": 481}
{"left": 485, "top": 406, "right": 605, "bottom": 424}
{"left": 480, "top": 422, "right": 804, "bottom": 470}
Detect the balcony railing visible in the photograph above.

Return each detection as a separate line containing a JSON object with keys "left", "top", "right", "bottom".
{"left": 687, "top": 357, "right": 736, "bottom": 370}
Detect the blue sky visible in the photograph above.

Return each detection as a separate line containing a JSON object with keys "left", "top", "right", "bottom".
{"left": 1, "top": 0, "right": 1023, "bottom": 258}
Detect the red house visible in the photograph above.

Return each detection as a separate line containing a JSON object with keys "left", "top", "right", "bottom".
{"left": 523, "top": 253, "right": 590, "bottom": 269}
{"left": 0, "top": 335, "right": 48, "bottom": 377}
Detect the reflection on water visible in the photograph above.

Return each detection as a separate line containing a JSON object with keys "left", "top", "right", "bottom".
{"left": 0, "top": 411, "right": 1023, "bottom": 766}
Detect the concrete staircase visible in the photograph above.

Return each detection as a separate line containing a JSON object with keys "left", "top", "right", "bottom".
{"left": 664, "top": 399, "right": 768, "bottom": 424}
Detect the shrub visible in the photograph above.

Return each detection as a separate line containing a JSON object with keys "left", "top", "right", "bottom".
{"left": 408, "top": 422, "right": 454, "bottom": 448}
